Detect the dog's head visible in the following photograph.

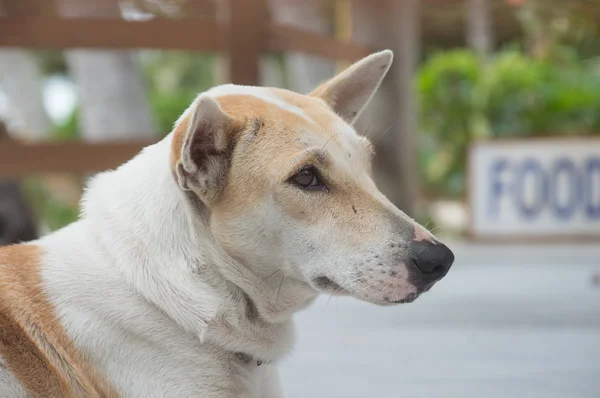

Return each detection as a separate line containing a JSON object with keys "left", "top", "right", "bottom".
{"left": 171, "top": 50, "right": 453, "bottom": 306}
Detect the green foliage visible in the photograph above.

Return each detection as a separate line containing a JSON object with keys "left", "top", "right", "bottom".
{"left": 484, "top": 52, "right": 600, "bottom": 137}
{"left": 46, "top": 52, "right": 218, "bottom": 139}
{"left": 417, "top": 50, "right": 483, "bottom": 197}
{"left": 21, "top": 177, "right": 80, "bottom": 232}
{"left": 150, "top": 90, "right": 198, "bottom": 135}
{"left": 34, "top": 51, "right": 68, "bottom": 76}
{"left": 51, "top": 108, "right": 79, "bottom": 141}
{"left": 141, "top": 51, "right": 217, "bottom": 134}
{"left": 417, "top": 48, "right": 600, "bottom": 197}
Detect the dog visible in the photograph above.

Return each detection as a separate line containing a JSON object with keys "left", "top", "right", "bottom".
{"left": 0, "top": 50, "right": 454, "bottom": 397}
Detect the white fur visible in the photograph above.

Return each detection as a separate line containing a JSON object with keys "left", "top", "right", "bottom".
{"left": 38, "top": 136, "right": 308, "bottom": 397}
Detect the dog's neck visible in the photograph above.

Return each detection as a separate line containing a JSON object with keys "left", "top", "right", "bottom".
{"left": 80, "top": 134, "right": 317, "bottom": 360}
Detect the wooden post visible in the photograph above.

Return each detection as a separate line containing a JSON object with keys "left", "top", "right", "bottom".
{"left": 227, "top": 0, "right": 267, "bottom": 85}
{"left": 334, "top": 0, "right": 353, "bottom": 73}
{"left": 1, "top": 0, "right": 56, "bottom": 16}
{"left": 349, "top": 0, "right": 419, "bottom": 216}
{"left": 467, "top": 0, "right": 493, "bottom": 60}
{"left": 392, "top": 0, "right": 420, "bottom": 217}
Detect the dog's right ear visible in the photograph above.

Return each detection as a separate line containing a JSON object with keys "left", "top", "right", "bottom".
{"left": 173, "top": 95, "right": 236, "bottom": 203}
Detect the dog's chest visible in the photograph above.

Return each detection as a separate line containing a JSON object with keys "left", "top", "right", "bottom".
{"left": 47, "top": 277, "right": 286, "bottom": 397}
{"left": 78, "top": 320, "right": 274, "bottom": 398}
{"left": 38, "top": 226, "right": 291, "bottom": 397}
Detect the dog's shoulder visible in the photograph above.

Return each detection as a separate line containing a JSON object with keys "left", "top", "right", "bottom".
{"left": 0, "top": 243, "right": 119, "bottom": 398}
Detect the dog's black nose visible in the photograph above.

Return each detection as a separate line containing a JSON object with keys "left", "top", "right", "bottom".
{"left": 410, "top": 240, "right": 454, "bottom": 282}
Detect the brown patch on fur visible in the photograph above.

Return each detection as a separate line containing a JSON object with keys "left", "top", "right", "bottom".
{"left": 0, "top": 310, "right": 70, "bottom": 396}
{"left": 174, "top": 90, "right": 386, "bottom": 252}
{"left": 207, "top": 94, "right": 338, "bottom": 209}
{"left": 170, "top": 101, "right": 246, "bottom": 171}
{"left": 0, "top": 244, "right": 118, "bottom": 398}
{"left": 213, "top": 93, "right": 375, "bottom": 213}
{"left": 170, "top": 89, "right": 359, "bottom": 174}
{"left": 216, "top": 94, "right": 314, "bottom": 126}
{"left": 270, "top": 88, "right": 347, "bottom": 129}
{"left": 170, "top": 113, "right": 190, "bottom": 168}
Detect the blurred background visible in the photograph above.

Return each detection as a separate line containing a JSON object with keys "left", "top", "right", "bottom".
{"left": 0, "top": 0, "right": 599, "bottom": 397}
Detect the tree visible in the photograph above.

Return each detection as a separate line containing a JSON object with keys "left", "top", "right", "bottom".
{"left": 0, "top": 0, "right": 51, "bottom": 244}
{"left": 58, "top": 0, "right": 157, "bottom": 141}
{"left": 213, "top": 0, "right": 332, "bottom": 90}
{"left": 268, "top": 0, "right": 334, "bottom": 93}
{"left": 467, "top": 0, "right": 494, "bottom": 60}
{"left": 351, "top": 0, "right": 420, "bottom": 217}
{"left": 0, "top": 50, "right": 51, "bottom": 140}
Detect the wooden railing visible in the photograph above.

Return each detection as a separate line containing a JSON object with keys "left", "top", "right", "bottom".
{"left": 0, "top": 0, "right": 374, "bottom": 176}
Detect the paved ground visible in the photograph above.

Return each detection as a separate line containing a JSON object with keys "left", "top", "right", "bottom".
{"left": 279, "top": 242, "right": 600, "bottom": 398}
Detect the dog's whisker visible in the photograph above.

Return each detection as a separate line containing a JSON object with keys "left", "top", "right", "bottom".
{"left": 361, "top": 279, "right": 384, "bottom": 291}
{"left": 353, "top": 280, "right": 382, "bottom": 298}
{"left": 376, "top": 283, "right": 387, "bottom": 301}
{"left": 429, "top": 226, "right": 444, "bottom": 237}
{"left": 324, "top": 292, "right": 335, "bottom": 309}
{"left": 262, "top": 269, "right": 282, "bottom": 282}
{"left": 324, "top": 286, "right": 344, "bottom": 310}
{"left": 369, "top": 124, "right": 394, "bottom": 141}
{"left": 321, "top": 133, "right": 341, "bottom": 151}
{"left": 275, "top": 273, "right": 288, "bottom": 301}
{"left": 363, "top": 123, "right": 374, "bottom": 138}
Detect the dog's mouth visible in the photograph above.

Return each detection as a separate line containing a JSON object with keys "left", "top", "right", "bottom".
{"left": 311, "top": 275, "right": 425, "bottom": 306}
{"left": 312, "top": 276, "right": 346, "bottom": 293}
{"left": 384, "top": 291, "right": 422, "bottom": 304}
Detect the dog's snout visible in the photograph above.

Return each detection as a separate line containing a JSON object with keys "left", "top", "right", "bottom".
{"left": 410, "top": 240, "right": 454, "bottom": 282}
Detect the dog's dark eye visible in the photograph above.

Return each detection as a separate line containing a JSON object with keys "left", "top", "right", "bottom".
{"left": 290, "top": 167, "right": 325, "bottom": 190}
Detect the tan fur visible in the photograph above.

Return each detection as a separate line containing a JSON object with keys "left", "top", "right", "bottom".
{"left": 170, "top": 92, "right": 340, "bottom": 203}
{"left": 171, "top": 90, "right": 352, "bottom": 167}
{"left": 170, "top": 114, "right": 190, "bottom": 168}
{"left": 0, "top": 244, "right": 118, "bottom": 398}
{"left": 307, "top": 82, "right": 335, "bottom": 109}
{"left": 170, "top": 92, "right": 390, "bottom": 250}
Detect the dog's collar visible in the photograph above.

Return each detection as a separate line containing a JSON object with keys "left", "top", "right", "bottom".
{"left": 234, "top": 352, "right": 272, "bottom": 367}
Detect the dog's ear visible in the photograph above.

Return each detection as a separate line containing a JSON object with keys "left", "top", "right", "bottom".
{"left": 174, "top": 95, "right": 236, "bottom": 202}
{"left": 309, "top": 50, "right": 393, "bottom": 125}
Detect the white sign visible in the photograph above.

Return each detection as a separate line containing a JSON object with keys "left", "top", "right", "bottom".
{"left": 469, "top": 139, "right": 600, "bottom": 239}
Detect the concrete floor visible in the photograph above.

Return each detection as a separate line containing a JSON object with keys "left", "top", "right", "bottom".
{"left": 279, "top": 242, "right": 600, "bottom": 398}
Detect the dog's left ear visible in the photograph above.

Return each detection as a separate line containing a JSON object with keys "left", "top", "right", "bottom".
{"left": 174, "top": 95, "right": 236, "bottom": 202}
{"left": 310, "top": 50, "right": 393, "bottom": 125}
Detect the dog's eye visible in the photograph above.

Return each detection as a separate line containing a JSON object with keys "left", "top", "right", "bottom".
{"left": 290, "top": 167, "right": 325, "bottom": 190}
